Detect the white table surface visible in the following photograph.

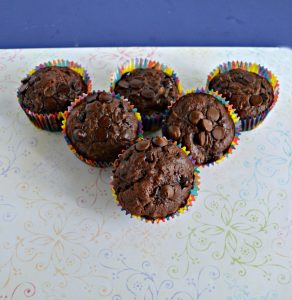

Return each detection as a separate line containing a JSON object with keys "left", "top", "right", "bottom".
{"left": 0, "top": 47, "right": 291, "bottom": 300}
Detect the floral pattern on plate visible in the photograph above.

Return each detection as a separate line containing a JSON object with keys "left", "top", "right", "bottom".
{"left": 0, "top": 47, "right": 291, "bottom": 299}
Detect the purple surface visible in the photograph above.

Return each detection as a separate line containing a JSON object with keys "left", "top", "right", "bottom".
{"left": 0, "top": 0, "right": 292, "bottom": 48}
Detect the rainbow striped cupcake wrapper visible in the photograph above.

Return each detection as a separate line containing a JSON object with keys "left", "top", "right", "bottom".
{"left": 111, "top": 139, "right": 200, "bottom": 224}
{"left": 206, "top": 61, "right": 279, "bottom": 131}
{"left": 62, "top": 91, "right": 144, "bottom": 168}
{"left": 17, "top": 59, "right": 92, "bottom": 132}
{"left": 110, "top": 58, "right": 183, "bottom": 131}
{"left": 162, "top": 87, "right": 241, "bottom": 167}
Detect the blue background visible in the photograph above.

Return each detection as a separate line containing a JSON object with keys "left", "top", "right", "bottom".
{"left": 1, "top": 0, "right": 292, "bottom": 48}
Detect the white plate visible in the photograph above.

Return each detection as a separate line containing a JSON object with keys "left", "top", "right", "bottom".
{"left": 0, "top": 47, "right": 291, "bottom": 299}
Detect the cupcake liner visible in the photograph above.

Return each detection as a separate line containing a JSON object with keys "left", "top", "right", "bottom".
{"left": 111, "top": 139, "right": 200, "bottom": 224}
{"left": 17, "top": 59, "right": 92, "bottom": 132}
{"left": 162, "top": 88, "right": 241, "bottom": 167}
{"left": 206, "top": 61, "right": 279, "bottom": 131}
{"left": 62, "top": 92, "right": 144, "bottom": 168}
{"left": 110, "top": 58, "right": 183, "bottom": 131}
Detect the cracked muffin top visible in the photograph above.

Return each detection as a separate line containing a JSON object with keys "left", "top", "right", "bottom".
{"left": 112, "top": 136, "right": 194, "bottom": 219}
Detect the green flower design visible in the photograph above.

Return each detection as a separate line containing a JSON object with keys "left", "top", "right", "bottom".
{"left": 168, "top": 185, "right": 291, "bottom": 284}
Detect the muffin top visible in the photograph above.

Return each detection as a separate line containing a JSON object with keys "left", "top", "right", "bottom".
{"left": 208, "top": 68, "right": 274, "bottom": 119}
{"left": 113, "top": 68, "right": 179, "bottom": 116}
{"left": 18, "top": 66, "right": 87, "bottom": 114}
{"left": 112, "top": 137, "right": 194, "bottom": 219}
{"left": 66, "top": 91, "right": 139, "bottom": 163}
{"left": 164, "top": 93, "right": 235, "bottom": 165}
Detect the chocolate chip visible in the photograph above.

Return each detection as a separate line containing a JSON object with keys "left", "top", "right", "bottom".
{"left": 99, "top": 92, "right": 113, "bottom": 103}
{"left": 78, "top": 111, "right": 86, "bottom": 122}
{"left": 95, "top": 128, "right": 108, "bottom": 142}
{"left": 207, "top": 107, "right": 220, "bottom": 121}
{"left": 129, "top": 78, "right": 144, "bottom": 89}
{"left": 182, "top": 132, "right": 194, "bottom": 146}
{"left": 141, "top": 88, "right": 155, "bottom": 100}
{"left": 160, "top": 185, "right": 174, "bottom": 198}
{"left": 212, "top": 126, "right": 225, "bottom": 140}
{"left": 201, "top": 119, "right": 213, "bottom": 132}
{"left": 152, "top": 136, "right": 168, "bottom": 147}
{"left": 98, "top": 116, "right": 111, "bottom": 128}
{"left": 19, "top": 82, "right": 29, "bottom": 94}
{"left": 73, "top": 129, "right": 87, "bottom": 141}
{"left": 43, "top": 86, "right": 56, "bottom": 97}
{"left": 86, "top": 94, "right": 97, "bottom": 103}
{"left": 168, "top": 125, "right": 181, "bottom": 140}
{"left": 57, "top": 83, "right": 70, "bottom": 94}
{"left": 189, "top": 110, "right": 203, "bottom": 125}
{"left": 118, "top": 80, "right": 129, "bottom": 89}
{"left": 250, "top": 95, "right": 263, "bottom": 106}
{"left": 198, "top": 132, "right": 206, "bottom": 146}
{"left": 135, "top": 140, "right": 151, "bottom": 152}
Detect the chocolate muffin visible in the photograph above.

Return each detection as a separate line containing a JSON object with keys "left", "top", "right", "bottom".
{"left": 113, "top": 67, "right": 180, "bottom": 131}
{"left": 18, "top": 66, "right": 87, "bottom": 114}
{"left": 112, "top": 137, "right": 195, "bottom": 220}
{"left": 164, "top": 93, "right": 235, "bottom": 165}
{"left": 208, "top": 68, "right": 274, "bottom": 119}
{"left": 111, "top": 63, "right": 182, "bottom": 131}
{"left": 64, "top": 91, "right": 142, "bottom": 166}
